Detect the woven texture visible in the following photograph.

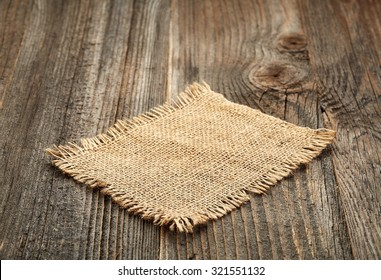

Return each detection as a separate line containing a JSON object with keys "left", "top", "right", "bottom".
{"left": 46, "top": 83, "right": 335, "bottom": 232}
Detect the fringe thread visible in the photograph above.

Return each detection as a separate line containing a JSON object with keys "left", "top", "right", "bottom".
{"left": 46, "top": 83, "right": 336, "bottom": 233}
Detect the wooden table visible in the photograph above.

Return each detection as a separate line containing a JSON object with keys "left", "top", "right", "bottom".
{"left": 1, "top": 0, "right": 380, "bottom": 259}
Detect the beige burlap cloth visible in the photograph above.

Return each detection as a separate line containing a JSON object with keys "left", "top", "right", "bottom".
{"left": 47, "top": 83, "right": 335, "bottom": 232}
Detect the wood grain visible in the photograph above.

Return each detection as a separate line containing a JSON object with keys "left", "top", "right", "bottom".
{"left": 299, "top": 0, "right": 381, "bottom": 259}
{"left": 0, "top": 0, "right": 379, "bottom": 259}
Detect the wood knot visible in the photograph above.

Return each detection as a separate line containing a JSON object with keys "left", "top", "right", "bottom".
{"left": 250, "top": 61, "right": 308, "bottom": 91}
{"left": 277, "top": 33, "right": 307, "bottom": 52}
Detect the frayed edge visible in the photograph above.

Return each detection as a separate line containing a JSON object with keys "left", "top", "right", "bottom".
{"left": 45, "top": 82, "right": 212, "bottom": 159}
{"left": 244, "top": 128, "right": 336, "bottom": 194}
{"left": 48, "top": 154, "right": 252, "bottom": 233}
{"left": 176, "top": 128, "right": 337, "bottom": 232}
{"left": 46, "top": 82, "right": 336, "bottom": 233}
{"left": 173, "top": 128, "right": 336, "bottom": 232}
{"left": 101, "top": 185, "right": 251, "bottom": 233}
{"left": 47, "top": 126, "right": 335, "bottom": 233}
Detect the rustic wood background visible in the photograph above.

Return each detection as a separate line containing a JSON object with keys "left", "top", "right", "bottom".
{"left": 1, "top": 0, "right": 380, "bottom": 260}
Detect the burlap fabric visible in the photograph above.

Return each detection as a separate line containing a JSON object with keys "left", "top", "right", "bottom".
{"left": 46, "top": 83, "right": 335, "bottom": 232}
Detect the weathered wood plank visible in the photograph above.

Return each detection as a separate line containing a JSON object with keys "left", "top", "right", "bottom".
{"left": 299, "top": 0, "right": 381, "bottom": 259}
{"left": 0, "top": 0, "right": 379, "bottom": 259}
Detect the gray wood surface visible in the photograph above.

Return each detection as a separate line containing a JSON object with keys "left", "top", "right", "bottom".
{"left": 0, "top": 0, "right": 380, "bottom": 259}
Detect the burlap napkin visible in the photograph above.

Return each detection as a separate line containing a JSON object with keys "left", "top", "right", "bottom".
{"left": 46, "top": 83, "right": 335, "bottom": 232}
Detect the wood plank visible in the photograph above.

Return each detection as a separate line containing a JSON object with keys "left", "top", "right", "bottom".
{"left": 0, "top": 0, "right": 379, "bottom": 259}
{"left": 299, "top": 0, "right": 381, "bottom": 259}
